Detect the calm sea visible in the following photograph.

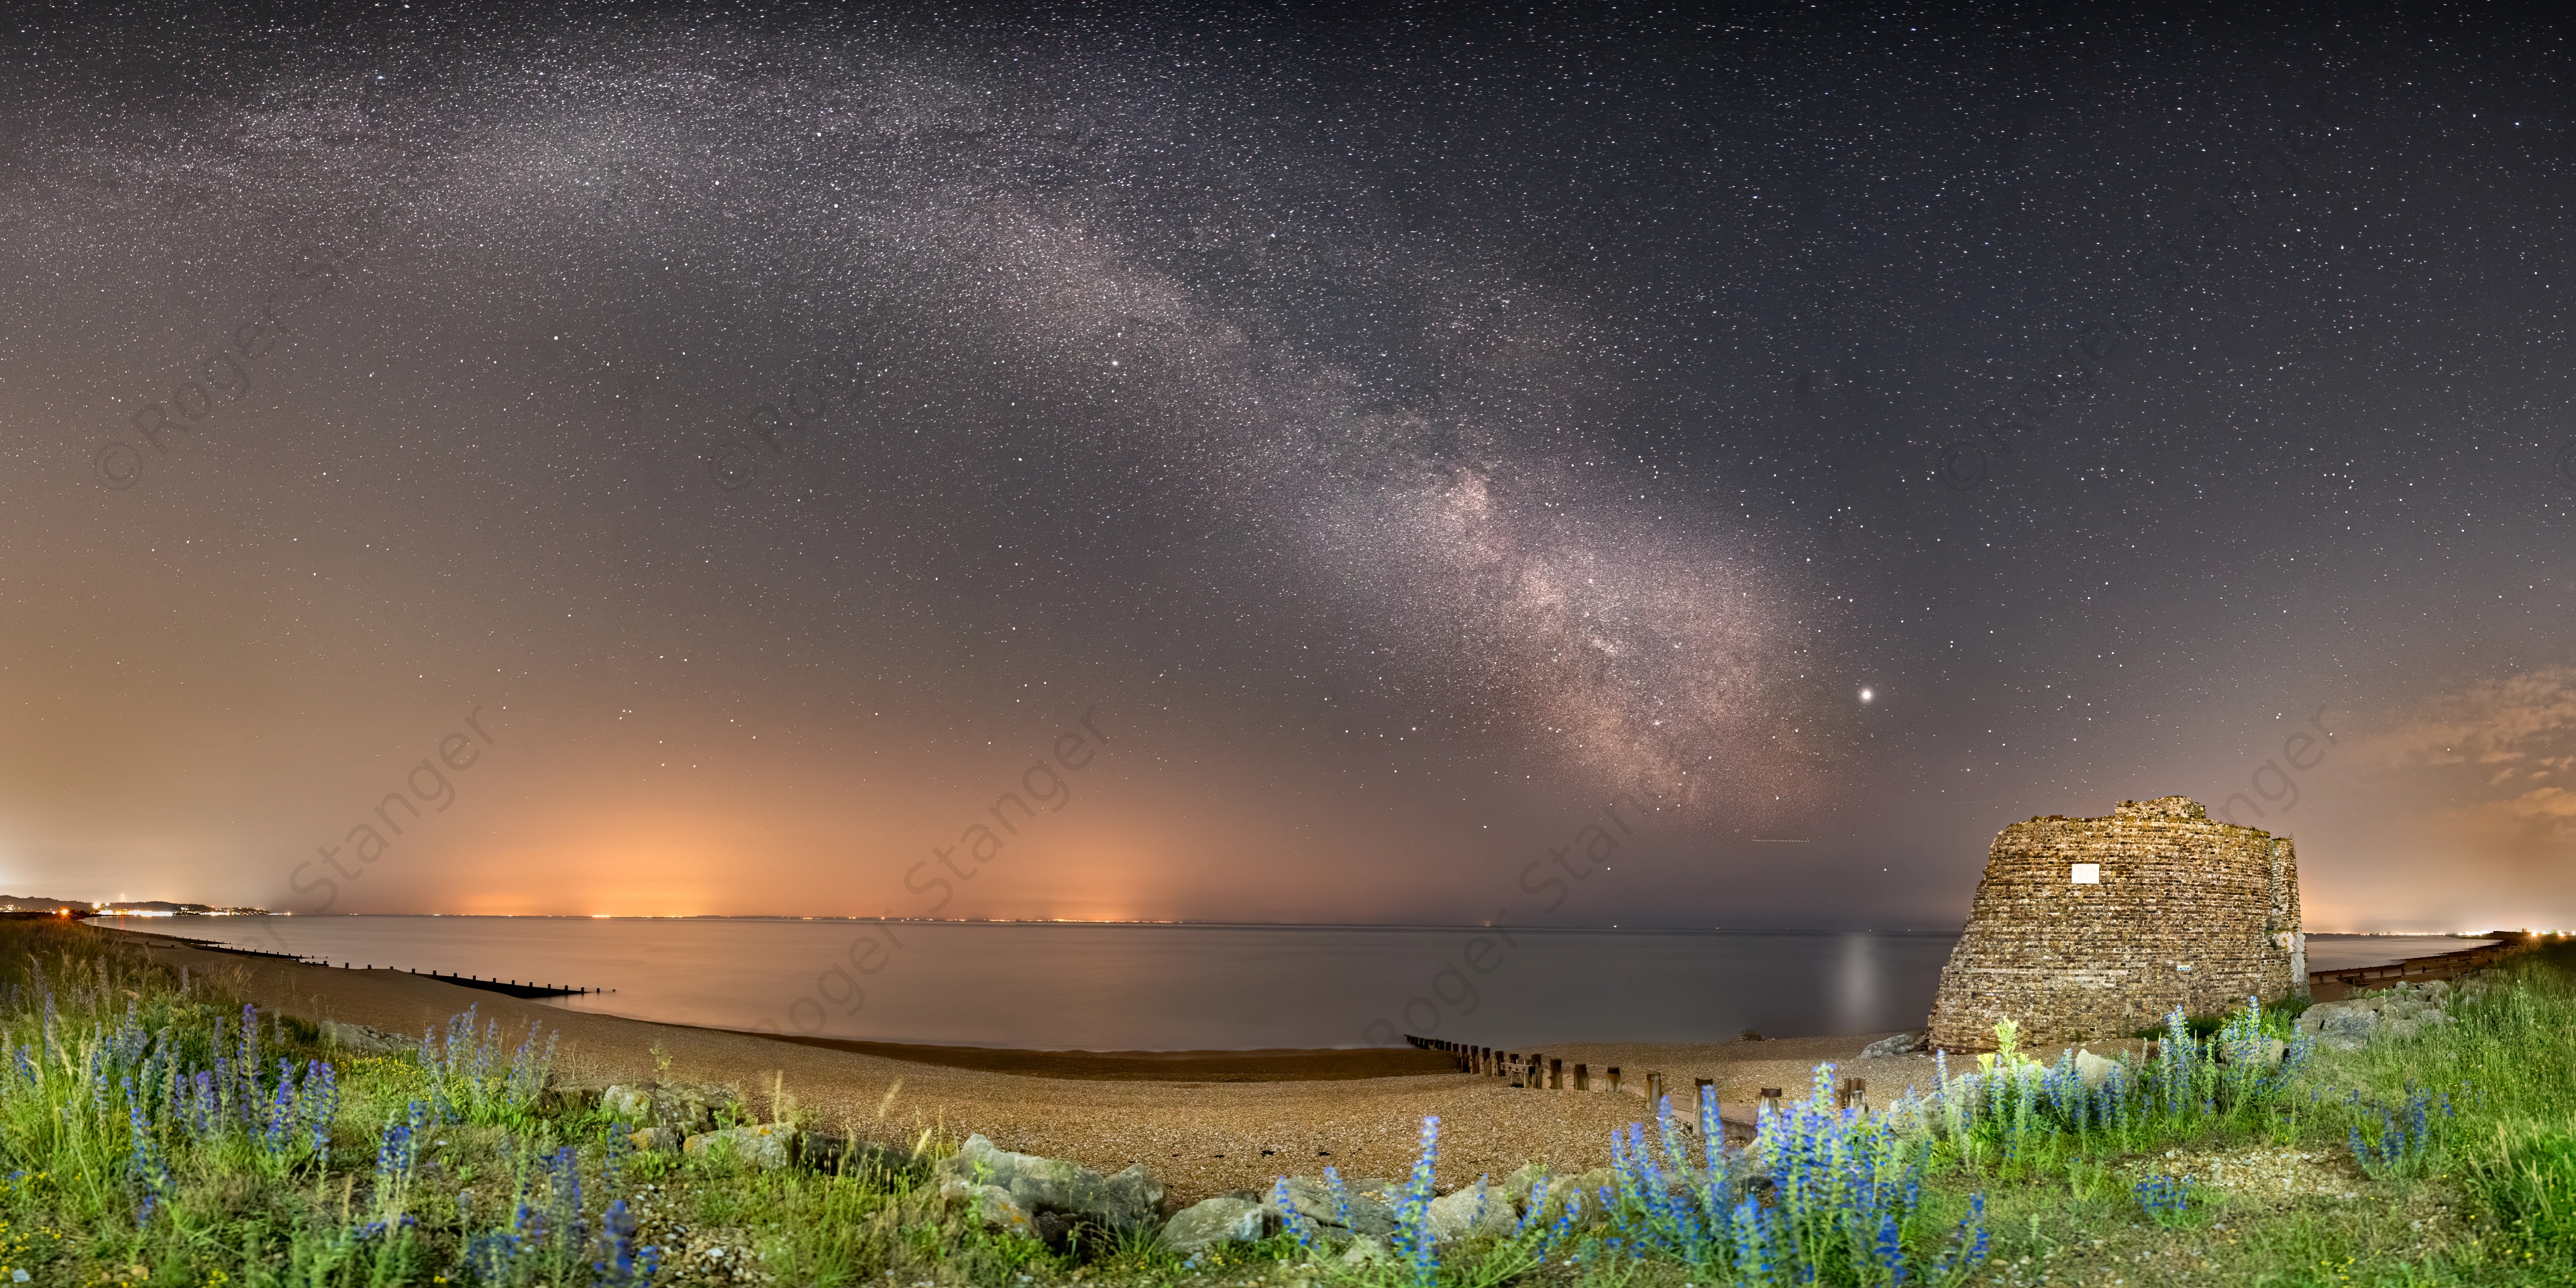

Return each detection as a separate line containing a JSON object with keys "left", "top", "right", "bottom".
{"left": 101, "top": 918, "right": 2469, "bottom": 1053}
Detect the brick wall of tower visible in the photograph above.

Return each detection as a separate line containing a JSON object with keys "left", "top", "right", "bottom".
{"left": 1926, "top": 796, "right": 2305, "bottom": 1052}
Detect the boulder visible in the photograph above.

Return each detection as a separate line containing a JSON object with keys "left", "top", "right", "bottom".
{"left": 2074, "top": 1050, "right": 2119, "bottom": 1090}
{"left": 1340, "top": 1236, "right": 1390, "bottom": 1267}
{"left": 1521, "top": 1167, "right": 1614, "bottom": 1230}
{"left": 627, "top": 1127, "right": 680, "bottom": 1153}
{"left": 945, "top": 1182, "right": 1040, "bottom": 1239}
{"left": 934, "top": 1134, "right": 1163, "bottom": 1234}
{"left": 602, "top": 1081, "right": 728, "bottom": 1133}
{"left": 1425, "top": 1178, "right": 1515, "bottom": 1243}
{"left": 603, "top": 1085, "right": 655, "bottom": 1123}
{"left": 1268, "top": 1175, "right": 1396, "bottom": 1240}
{"left": 1860, "top": 1032, "right": 1924, "bottom": 1059}
{"left": 2297, "top": 1002, "right": 2379, "bottom": 1052}
{"left": 1162, "top": 1196, "right": 1270, "bottom": 1254}
{"left": 319, "top": 1020, "right": 405, "bottom": 1053}
{"left": 682, "top": 1123, "right": 795, "bottom": 1169}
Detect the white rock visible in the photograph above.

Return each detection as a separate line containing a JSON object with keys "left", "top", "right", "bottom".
{"left": 2074, "top": 1050, "right": 2118, "bottom": 1089}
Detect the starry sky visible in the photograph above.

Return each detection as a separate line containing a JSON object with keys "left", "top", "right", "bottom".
{"left": 3, "top": 2, "right": 2571, "bottom": 933}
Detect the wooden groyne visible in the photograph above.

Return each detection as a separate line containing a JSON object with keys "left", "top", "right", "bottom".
{"left": 2306, "top": 933, "right": 2531, "bottom": 1002}
{"left": 103, "top": 928, "right": 608, "bottom": 1000}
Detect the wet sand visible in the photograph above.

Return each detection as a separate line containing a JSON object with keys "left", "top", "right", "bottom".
{"left": 113, "top": 928, "right": 1951, "bottom": 1203}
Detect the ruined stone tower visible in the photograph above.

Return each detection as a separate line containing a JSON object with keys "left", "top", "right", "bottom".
{"left": 1926, "top": 796, "right": 2306, "bottom": 1051}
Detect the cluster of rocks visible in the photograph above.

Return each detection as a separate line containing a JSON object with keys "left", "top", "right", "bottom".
{"left": 937, "top": 1136, "right": 1610, "bottom": 1262}
{"left": 2294, "top": 978, "right": 2481, "bottom": 1052}
{"left": 598, "top": 1081, "right": 922, "bottom": 1177}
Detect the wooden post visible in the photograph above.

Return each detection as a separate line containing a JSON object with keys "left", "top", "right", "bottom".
{"left": 1550, "top": 1057, "right": 1563, "bottom": 1089}
{"left": 1694, "top": 1076, "right": 1715, "bottom": 1106}
{"left": 1759, "top": 1087, "right": 1783, "bottom": 1116}
{"left": 1646, "top": 1071, "right": 1664, "bottom": 1104}
{"left": 1607, "top": 1066, "right": 1622, "bottom": 1093}
{"left": 1574, "top": 1063, "right": 1589, "bottom": 1091}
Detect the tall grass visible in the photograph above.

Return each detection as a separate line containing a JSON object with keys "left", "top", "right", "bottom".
{"left": 2329, "top": 942, "right": 2576, "bottom": 1271}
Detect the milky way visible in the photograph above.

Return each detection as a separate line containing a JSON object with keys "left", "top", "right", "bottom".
{"left": 5, "top": 5, "right": 2573, "bottom": 929}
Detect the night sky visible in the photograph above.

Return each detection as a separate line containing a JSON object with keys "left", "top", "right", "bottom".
{"left": 5, "top": 3, "right": 2571, "bottom": 932}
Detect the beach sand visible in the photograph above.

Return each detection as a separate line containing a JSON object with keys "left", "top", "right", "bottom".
{"left": 118, "top": 930, "right": 1994, "bottom": 1204}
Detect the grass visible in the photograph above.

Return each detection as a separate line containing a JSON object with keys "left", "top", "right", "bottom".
{"left": 0, "top": 921, "right": 2569, "bottom": 1286}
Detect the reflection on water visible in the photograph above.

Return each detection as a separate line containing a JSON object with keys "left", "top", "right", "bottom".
{"left": 123, "top": 917, "right": 1956, "bottom": 1050}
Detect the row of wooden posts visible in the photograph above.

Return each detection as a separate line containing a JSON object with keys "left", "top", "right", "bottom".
{"left": 1413, "top": 1034, "right": 1673, "bottom": 1094}
{"left": 1405, "top": 1034, "right": 1869, "bottom": 1112}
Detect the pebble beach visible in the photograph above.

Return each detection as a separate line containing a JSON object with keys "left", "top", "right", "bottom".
{"left": 123, "top": 930, "right": 1998, "bottom": 1203}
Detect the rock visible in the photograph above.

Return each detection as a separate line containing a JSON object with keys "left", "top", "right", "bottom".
{"left": 627, "top": 1127, "right": 680, "bottom": 1153}
{"left": 1340, "top": 1236, "right": 1390, "bottom": 1267}
{"left": 602, "top": 1081, "right": 728, "bottom": 1132}
{"left": 2383, "top": 1017, "right": 2422, "bottom": 1041}
{"left": 1268, "top": 1175, "right": 1397, "bottom": 1240}
{"left": 934, "top": 1134, "right": 1163, "bottom": 1234}
{"left": 1501, "top": 1163, "right": 1549, "bottom": 1209}
{"left": 1520, "top": 1167, "right": 1614, "bottom": 1230}
{"left": 1425, "top": 1178, "right": 1515, "bottom": 1244}
{"left": 603, "top": 1085, "right": 655, "bottom": 1123}
{"left": 2301, "top": 1002, "right": 2379, "bottom": 1052}
{"left": 1162, "top": 1196, "right": 1270, "bottom": 1254}
{"left": 1860, "top": 1032, "right": 1925, "bottom": 1059}
{"left": 2074, "top": 1050, "right": 2119, "bottom": 1089}
{"left": 944, "top": 1181, "right": 1039, "bottom": 1239}
{"left": 319, "top": 1020, "right": 405, "bottom": 1053}
{"left": 682, "top": 1123, "right": 795, "bottom": 1169}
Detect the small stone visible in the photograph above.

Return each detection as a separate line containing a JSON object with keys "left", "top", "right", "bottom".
{"left": 1861, "top": 1032, "right": 1925, "bottom": 1059}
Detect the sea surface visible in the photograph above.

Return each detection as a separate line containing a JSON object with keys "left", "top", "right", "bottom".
{"left": 101, "top": 918, "right": 2481, "bottom": 1053}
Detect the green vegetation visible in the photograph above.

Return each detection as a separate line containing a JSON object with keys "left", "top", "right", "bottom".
{"left": 0, "top": 920, "right": 2569, "bottom": 1285}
